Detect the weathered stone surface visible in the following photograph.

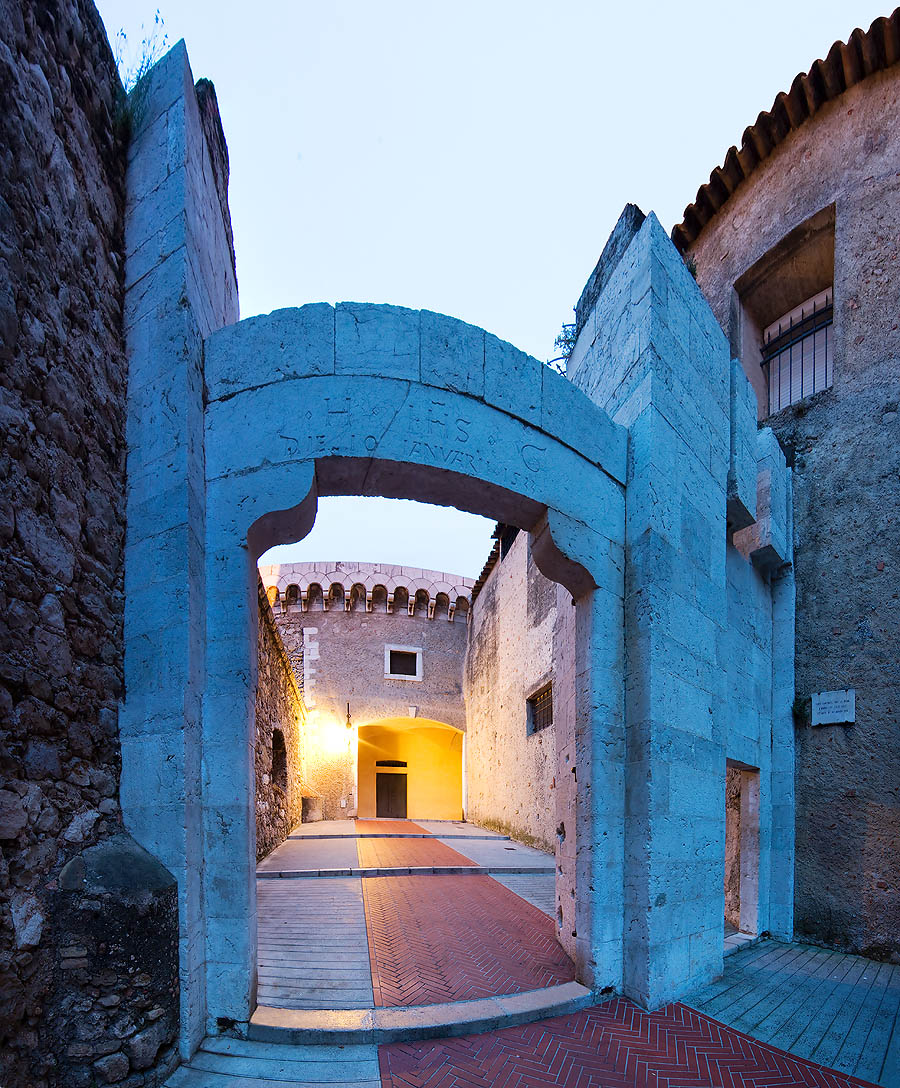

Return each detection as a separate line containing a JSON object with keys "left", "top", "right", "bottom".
{"left": 255, "top": 580, "right": 305, "bottom": 859}
{"left": 93, "top": 1052, "right": 129, "bottom": 1084}
{"left": 0, "top": 2, "right": 180, "bottom": 1084}
{"left": 685, "top": 62, "right": 900, "bottom": 961}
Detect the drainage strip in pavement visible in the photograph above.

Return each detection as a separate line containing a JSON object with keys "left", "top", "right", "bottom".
{"left": 258, "top": 864, "right": 555, "bottom": 878}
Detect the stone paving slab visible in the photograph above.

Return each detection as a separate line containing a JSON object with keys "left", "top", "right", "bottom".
{"left": 361, "top": 874, "right": 574, "bottom": 1007}
{"left": 490, "top": 871, "right": 556, "bottom": 917}
{"left": 257, "top": 878, "right": 374, "bottom": 1010}
{"left": 288, "top": 820, "right": 358, "bottom": 837}
{"left": 415, "top": 820, "right": 508, "bottom": 838}
{"left": 435, "top": 834, "right": 552, "bottom": 869}
{"left": 259, "top": 837, "right": 360, "bottom": 872}
{"left": 377, "top": 998, "right": 880, "bottom": 1087}
{"left": 686, "top": 938, "right": 899, "bottom": 1085}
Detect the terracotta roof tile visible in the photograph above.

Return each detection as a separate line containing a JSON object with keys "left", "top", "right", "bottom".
{"left": 673, "top": 9, "right": 900, "bottom": 251}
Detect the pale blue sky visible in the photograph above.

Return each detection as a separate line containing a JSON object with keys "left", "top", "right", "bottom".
{"left": 97, "top": 0, "right": 886, "bottom": 577}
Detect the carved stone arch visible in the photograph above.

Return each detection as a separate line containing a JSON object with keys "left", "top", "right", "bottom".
{"left": 413, "top": 588, "right": 430, "bottom": 617}
{"left": 371, "top": 584, "right": 389, "bottom": 613}
{"left": 392, "top": 585, "right": 409, "bottom": 614}
{"left": 304, "top": 582, "right": 323, "bottom": 611}
{"left": 284, "top": 583, "right": 300, "bottom": 611}
{"left": 142, "top": 298, "right": 627, "bottom": 1035}
{"left": 327, "top": 582, "right": 344, "bottom": 609}
{"left": 433, "top": 592, "right": 450, "bottom": 619}
{"left": 453, "top": 594, "right": 470, "bottom": 623}
{"left": 349, "top": 582, "right": 367, "bottom": 612}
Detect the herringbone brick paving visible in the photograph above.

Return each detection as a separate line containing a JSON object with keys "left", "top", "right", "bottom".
{"left": 356, "top": 819, "right": 431, "bottom": 835}
{"left": 356, "top": 835, "right": 475, "bottom": 869}
{"left": 378, "top": 998, "right": 881, "bottom": 1087}
{"left": 362, "top": 874, "right": 574, "bottom": 1007}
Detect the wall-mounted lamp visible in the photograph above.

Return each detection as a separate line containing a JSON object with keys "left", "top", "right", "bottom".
{"left": 346, "top": 702, "right": 353, "bottom": 730}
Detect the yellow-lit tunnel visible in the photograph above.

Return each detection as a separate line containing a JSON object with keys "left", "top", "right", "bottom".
{"left": 357, "top": 717, "right": 463, "bottom": 821}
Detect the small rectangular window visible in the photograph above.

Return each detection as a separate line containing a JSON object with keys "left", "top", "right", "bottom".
{"left": 384, "top": 644, "right": 423, "bottom": 681}
{"left": 389, "top": 650, "right": 417, "bottom": 675}
{"left": 762, "top": 287, "right": 832, "bottom": 414}
{"left": 527, "top": 683, "right": 553, "bottom": 734}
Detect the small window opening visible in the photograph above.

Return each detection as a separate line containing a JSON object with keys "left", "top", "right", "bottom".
{"left": 527, "top": 683, "right": 553, "bottom": 734}
{"left": 272, "top": 729, "right": 287, "bottom": 792}
{"left": 496, "top": 523, "right": 520, "bottom": 560}
{"left": 762, "top": 288, "right": 832, "bottom": 414}
{"left": 376, "top": 760, "right": 408, "bottom": 767}
{"left": 389, "top": 650, "right": 418, "bottom": 675}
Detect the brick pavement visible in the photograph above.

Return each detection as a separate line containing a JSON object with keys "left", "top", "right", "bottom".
{"left": 362, "top": 874, "right": 574, "bottom": 1007}
{"left": 356, "top": 836, "right": 475, "bottom": 869}
{"left": 378, "top": 998, "right": 880, "bottom": 1087}
{"left": 355, "top": 819, "right": 431, "bottom": 835}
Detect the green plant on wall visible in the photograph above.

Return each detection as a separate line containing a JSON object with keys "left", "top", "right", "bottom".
{"left": 548, "top": 322, "right": 577, "bottom": 373}
{"left": 113, "top": 9, "right": 169, "bottom": 144}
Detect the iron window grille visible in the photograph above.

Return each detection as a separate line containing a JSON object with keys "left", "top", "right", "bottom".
{"left": 527, "top": 683, "right": 553, "bottom": 734}
{"left": 761, "top": 288, "right": 833, "bottom": 415}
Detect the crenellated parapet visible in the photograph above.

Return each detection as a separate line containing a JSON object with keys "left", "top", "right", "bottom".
{"left": 258, "top": 561, "right": 474, "bottom": 621}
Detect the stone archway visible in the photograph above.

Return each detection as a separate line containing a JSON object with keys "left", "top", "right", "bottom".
{"left": 122, "top": 44, "right": 795, "bottom": 1055}
{"left": 194, "top": 303, "right": 626, "bottom": 1026}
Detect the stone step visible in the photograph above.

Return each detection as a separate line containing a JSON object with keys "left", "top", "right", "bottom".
{"left": 189, "top": 1049, "right": 380, "bottom": 1082}
{"left": 249, "top": 981, "right": 593, "bottom": 1045}
{"left": 200, "top": 1038, "right": 377, "bottom": 1060}
{"left": 166, "top": 1069, "right": 380, "bottom": 1088}
{"left": 258, "top": 864, "right": 555, "bottom": 879}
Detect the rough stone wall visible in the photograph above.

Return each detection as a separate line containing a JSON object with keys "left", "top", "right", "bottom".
{"left": 255, "top": 581, "right": 304, "bottom": 861}
{"left": 273, "top": 590, "right": 468, "bottom": 819}
{"left": 685, "top": 66, "right": 900, "bottom": 959}
{"left": 464, "top": 532, "right": 565, "bottom": 854}
{"left": 724, "top": 768, "right": 741, "bottom": 929}
{"left": 0, "top": 2, "right": 179, "bottom": 1083}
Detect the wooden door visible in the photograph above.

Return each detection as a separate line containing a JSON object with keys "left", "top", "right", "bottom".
{"left": 376, "top": 772, "right": 407, "bottom": 818}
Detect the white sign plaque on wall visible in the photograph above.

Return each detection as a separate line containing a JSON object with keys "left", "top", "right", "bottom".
{"left": 811, "top": 689, "right": 856, "bottom": 726}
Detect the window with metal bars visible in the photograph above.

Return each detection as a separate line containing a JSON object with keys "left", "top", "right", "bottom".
{"left": 761, "top": 288, "right": 832, "bottom": 415}
{"left": 527, "top": 683, "right": 553, "bottom": 734}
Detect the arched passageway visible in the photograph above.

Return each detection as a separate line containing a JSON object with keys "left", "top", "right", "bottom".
{"left": 190, "top": 302, "right": 627, "bottom": 1027}
{"left": 357, "top": 717, "right": 463, "bottom": 821}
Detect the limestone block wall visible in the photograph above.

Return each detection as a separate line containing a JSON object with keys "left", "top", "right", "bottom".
{"left": 260, "top": 562, "right": 470, "bottom": 819}
{"left": 464, "top": 531, "right": 569, "bottom": 854}
{"left": 0, "top": 2, "right": 180, "bottom": 1083}
{"left": 683, "top": 62, "right": 900, "bottom": 959}
{"left": 567, "top": 208, "right": 793, "bottom": 1006}
{"left": 254, "top": 581, "right": 305, "bottom": 860}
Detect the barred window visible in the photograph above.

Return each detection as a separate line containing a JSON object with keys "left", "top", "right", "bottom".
{"left": 762, "top": 288, "right": 832, "bottom": 414}
{"left": 527, "top": 683, "right": 553, "bottom": 734}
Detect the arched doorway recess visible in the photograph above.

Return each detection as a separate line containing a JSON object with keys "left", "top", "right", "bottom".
{"left": 200, "top": 302, "right": 627, "bottom": 1025}
{"left": 357, "top": 716, "right": 464, "bottom": 821}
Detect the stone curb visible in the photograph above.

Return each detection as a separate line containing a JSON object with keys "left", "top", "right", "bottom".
{"left": 248, "top": 982, "right": 593, "bottom": 1044}
{"left": 257, "top": 865, "right": 556, "bottom": 879}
